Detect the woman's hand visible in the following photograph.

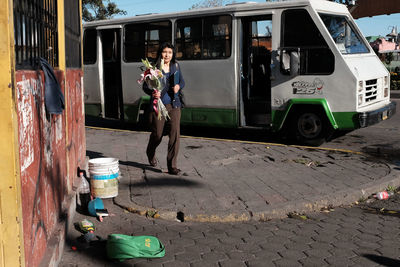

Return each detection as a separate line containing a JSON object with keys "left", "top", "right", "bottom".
{"left": 152, "top": 90, "right": 161, "bottom": 99}
{"left": 173, "top": 84, "right": 180, "bottom": 94}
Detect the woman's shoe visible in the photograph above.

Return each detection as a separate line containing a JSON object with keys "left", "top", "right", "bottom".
{"left": 148, "top": 157, "right": 157, "bottom": 167}
{"left": 168, "top": 168, "right": 181, "bottom": 175}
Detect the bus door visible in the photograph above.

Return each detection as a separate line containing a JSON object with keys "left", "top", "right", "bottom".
{"left": 241, "top": 16, "right": 272, "bottom": 126}
{"left": 99, "top": 27, "right": 124, "bottom": 120}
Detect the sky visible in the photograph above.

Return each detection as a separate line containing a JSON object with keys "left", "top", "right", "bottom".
{"left": 112, "top": 0, "right": 400, "bottom": 37}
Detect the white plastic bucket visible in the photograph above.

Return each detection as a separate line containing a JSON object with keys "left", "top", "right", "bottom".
{"left": 88, "top": 157, "right": 119, "bottom": 198}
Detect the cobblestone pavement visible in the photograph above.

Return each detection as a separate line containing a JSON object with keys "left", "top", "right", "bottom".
{"left": 60, "top": 126, "right": 400, "bottom": 266}
{"left": 85, "top": 128, "right": 400, "bottom": 221}
{"left": 60, "top": 193, "right": 400, "bottom": 267}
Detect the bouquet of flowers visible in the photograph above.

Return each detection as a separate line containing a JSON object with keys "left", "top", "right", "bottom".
{"left": 137, "top": 58, "right": 170, "bottom": 120}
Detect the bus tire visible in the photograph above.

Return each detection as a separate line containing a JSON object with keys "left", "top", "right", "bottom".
{"left": 292, "top": 108, "right": 329, "bottom": 146}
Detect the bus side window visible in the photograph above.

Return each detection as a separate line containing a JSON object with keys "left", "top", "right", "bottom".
{"left": 83, "top": 29, "right": 97, "bottom": 65}
{"left": 176, "top": 15, "right": 232, "bottom": 60}
{"left": 124, "top": 21, "right": 172, "bottom": 62}
{"left": 281, "top": 9, "right": 334, "bottom": 75}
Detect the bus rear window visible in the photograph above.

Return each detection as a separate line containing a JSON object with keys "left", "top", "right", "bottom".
{"left": 124, "top": 21, "right": 172, "bottom": 62}
{"left": 176, "top": 15, "right": 232, "bottom": 60}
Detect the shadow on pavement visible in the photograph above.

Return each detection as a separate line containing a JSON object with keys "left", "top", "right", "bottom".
{"left": 65, "top": 237, "right": 132, "bottom": 267}
{"left": 132, "top": 177, "right": 203, "bottom": 188}
{"left": 118, "top": 159, "right": 158, "bottom": 172}
{"left": 86, "top": 150, "right": 105, "bottom": 159}
{"left": 360, "top": 142, "right": 400, "bottom": 160}
{"left": 362, "top": 254, "right": 400, "bottom": 267}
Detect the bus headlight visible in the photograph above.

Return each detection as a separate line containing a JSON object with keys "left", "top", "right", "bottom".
{"left": 384, "top": 87, "right": 389, "bottom": 97}
{"left": 384, "top": 76, "right": 389, "bottom": 87}
{"left": 358, "top": 81, "right": 363, "bottom": 92}
{"left": 358, "top": 94, "right": 363, "bottom": 105}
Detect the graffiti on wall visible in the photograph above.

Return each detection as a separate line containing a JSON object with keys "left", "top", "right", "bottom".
{"left": 16, "top": 69, "right": 85, "bottom": 267}
{"left": 17, "top": 76, "right": 41, "bottom": 172}
{"left": 16, "top": 71, "right": 66, "bottom": 267}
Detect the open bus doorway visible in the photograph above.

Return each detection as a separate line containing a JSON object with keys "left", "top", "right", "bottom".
{"left": 241, "top": 16, "right": 272, "bottom": 126}
{"left": 100, "top": 28, "right": 124, "bottom": 120}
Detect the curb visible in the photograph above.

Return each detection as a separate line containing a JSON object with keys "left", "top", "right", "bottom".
{"left": 114, "top": 163, "right": 400, "bottom": 223}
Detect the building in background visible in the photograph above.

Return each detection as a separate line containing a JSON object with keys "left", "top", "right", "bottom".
{"left": 368, "top": 26, "right": 400, "bottom": 72}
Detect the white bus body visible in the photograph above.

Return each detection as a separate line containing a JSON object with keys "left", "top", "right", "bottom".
{"left": 83, "top": 0, "right": 396, "bottom": 145}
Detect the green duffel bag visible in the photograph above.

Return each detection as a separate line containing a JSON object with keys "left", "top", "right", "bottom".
{"left": 107, "top": 234, "right": 165, "bottom": 261}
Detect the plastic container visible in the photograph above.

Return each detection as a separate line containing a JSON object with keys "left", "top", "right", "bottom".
{"left": 78, "top": 172, "right": 91, "bottom": 211}
{"left": 375, "top": 191, "right": 394, "bottom": 200}
{"left": 89, "top": 158, "right": 119, "bottom": 198}
{"left": 88, "top": 198, "right": 104, "bottom": 217}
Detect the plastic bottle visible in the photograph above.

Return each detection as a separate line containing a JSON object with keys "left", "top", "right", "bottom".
{"left": 79, "top": 171, "right": 91, "bottom": 212}
{"left": 375, "top": 191, "right": 394, "bottom": 200}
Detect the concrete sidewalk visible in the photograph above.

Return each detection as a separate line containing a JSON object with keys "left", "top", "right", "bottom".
{"left": 86, "top": 127, "right": 400, "bottom": 222}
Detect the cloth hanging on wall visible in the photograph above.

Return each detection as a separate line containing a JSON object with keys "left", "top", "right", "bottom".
{"left": 39, "top": 57, "right": 65, "bottom": 114}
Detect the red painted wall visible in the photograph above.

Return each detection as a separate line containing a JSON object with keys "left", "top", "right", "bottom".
{"left": 66, "top": 69, "right": 86, "bottom": 184}
{"left": 15, "top": 69, "right": 85, "bottom": 267}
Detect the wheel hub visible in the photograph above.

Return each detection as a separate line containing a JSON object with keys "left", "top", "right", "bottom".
{"left": 298, "top": 113, "right": 322, "bottom": 139}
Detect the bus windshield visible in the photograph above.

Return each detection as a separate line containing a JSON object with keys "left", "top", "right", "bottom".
{"left": 319, "top": 13, "right": 369, "bottom": 55}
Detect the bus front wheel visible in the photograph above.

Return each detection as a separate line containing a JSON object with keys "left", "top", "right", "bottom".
{"left": 292, "top": 110, "right": 329, "bottom": 146}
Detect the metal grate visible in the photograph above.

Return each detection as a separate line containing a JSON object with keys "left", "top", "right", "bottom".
{"left": 14, "top": 0, "right": 58, "bottom": 69}
{"left": 365, "top": 78, "right": 378, "bottom": 102}
{"left": 65, "top": 0, "right": 81, "bottom": 68}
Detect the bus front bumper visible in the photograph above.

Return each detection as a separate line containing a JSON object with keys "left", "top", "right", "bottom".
{"left": 358, "top": 101, "right": 396, "bottom": 128}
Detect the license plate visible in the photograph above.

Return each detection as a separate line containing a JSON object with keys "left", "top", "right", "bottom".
{"left": 382, "top": 110, "right": 388, "bottom": 120}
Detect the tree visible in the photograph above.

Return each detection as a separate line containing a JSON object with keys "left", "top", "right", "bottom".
{"left": 385, "top": 52, "right": 394, "bottom": 65}
{"left": 83, "top": 0, "right": 127, "bottom": 22}
{"left": 190, "top": 0, "right": 236, "bottom": 9}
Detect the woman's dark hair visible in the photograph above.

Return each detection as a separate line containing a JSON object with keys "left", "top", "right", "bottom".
{"left": 155, "top": 42, "right": 176, "bottom": 67}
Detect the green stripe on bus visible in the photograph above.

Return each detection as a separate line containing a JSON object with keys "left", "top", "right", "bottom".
{"left": 181, "top": 107, "right": 238, "bottom": 128}
{"left": 122, "top": 104, "right": 237, "bottom": 127}
{"left": 85, "top": 104, "right": 102, "bottom": 117}
{"left": 331, "top": 112, "right": 359, "bottom": 129}
{"left": 271, "top": 99, "right": 358, "bottom": 131}
{"left": 124, "top": 96, "right": 151, "bottom": 123}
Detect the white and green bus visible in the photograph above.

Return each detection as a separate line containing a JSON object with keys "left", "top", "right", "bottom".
{"left": 83, "top": 0, "right": 396, "bottom": 145}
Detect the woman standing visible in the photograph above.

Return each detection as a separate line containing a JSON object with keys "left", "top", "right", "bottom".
{"left": 143, "top": 42, "right": 185, "bottom": 175}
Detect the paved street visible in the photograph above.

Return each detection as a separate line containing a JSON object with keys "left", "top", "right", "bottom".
{"left": 85, "top": 128, "right": 399, "bottom": 222}
{"left": 60, "top": 97, "right": 400, "bottom": 266}
{"left": 61, "top": 194, "right": 400, "bottom": 266}
{"left": 60, "top": 127, "right": 400, "bottom": 266}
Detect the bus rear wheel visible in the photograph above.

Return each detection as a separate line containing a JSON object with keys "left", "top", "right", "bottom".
{"left": 293, "top": 110, "right": 328, "bottom": 146}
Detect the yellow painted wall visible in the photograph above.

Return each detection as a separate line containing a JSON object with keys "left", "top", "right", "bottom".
{"left": 58, "top": 0, "right": 66, "bottom": 72}
{"left": 0, "top": 0, "right": 25, "bottom": 266}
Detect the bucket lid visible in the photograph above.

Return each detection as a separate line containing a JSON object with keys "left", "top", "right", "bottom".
{"left": 89, "top": 157, "right": 119, "bottom": 165}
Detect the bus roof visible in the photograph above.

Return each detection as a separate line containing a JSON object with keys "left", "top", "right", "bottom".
{"left": 83, "top": 0, "right": 348, "bottom": 28}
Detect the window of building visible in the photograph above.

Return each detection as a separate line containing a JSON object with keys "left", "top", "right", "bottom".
{"left": 14, "top": 0, "right": 59, "bottom": 69}
{"left": 83, "top": 29, "right": 97, "bottom": 65}
{"left": 281, "top": 9, "right": 334, "bottom": 75}
{"left": 175, "top": 15, "right": 232, "bottom": 60}
{"left": 124, "top": 21, "right": 171, "bottom": 62}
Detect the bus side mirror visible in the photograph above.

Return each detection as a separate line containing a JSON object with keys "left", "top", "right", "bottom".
{"left": 290, "top": 51, "right": 299, "bottom": 76}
